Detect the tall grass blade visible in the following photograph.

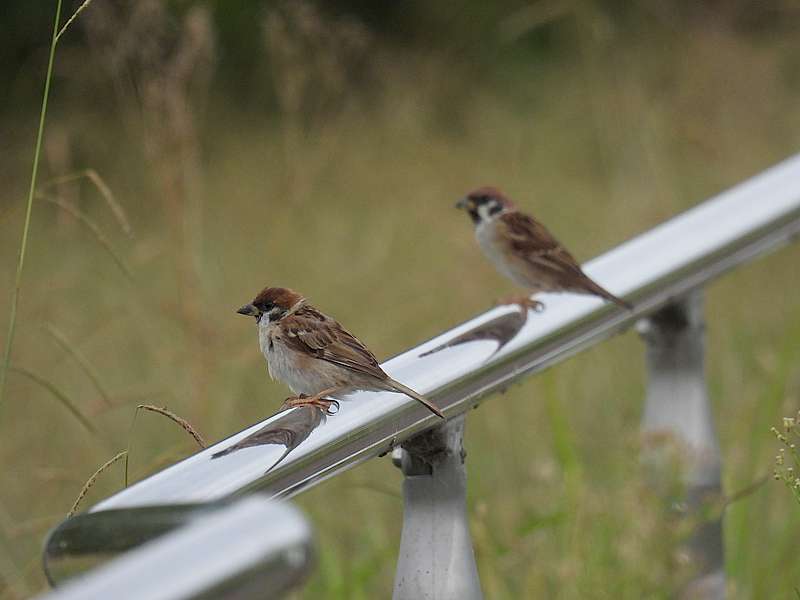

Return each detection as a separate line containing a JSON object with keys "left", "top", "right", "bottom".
{"left": 43, "top": 323, "right": 113, "bottom": 408}
{"left": 0, "top": 0, "right": 63, "bottom": 418}
{"left": 9, "top": 366, "right": 95, "bottom": 435}
{"left": 542, "top": 373, "right": 581, "bottom": 477}
{"left": 68, "top": 450, "right": 127, "bottom": 517}
{"left": 723, "top": 474, "right": 769, "bottom": 509}
{"left": 40, "top": 194, "right": 134, "bottom": 280}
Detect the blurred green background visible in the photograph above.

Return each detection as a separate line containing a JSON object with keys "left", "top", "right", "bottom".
{"left": 2, "top": 0, "right": 800, "bottom": 597}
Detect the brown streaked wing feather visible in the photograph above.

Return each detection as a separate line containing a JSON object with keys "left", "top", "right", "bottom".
{"left": 499, "top": 211, "right": 630, "bottom": 307}
{"left": 499, "top": 211, "right": 584, "bottom": 276}
{"left": 282, "top": 307, "right": 388, "bottom": 381}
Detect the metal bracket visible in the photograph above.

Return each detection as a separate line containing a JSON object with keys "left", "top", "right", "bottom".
{"left": 391, "top": 415, "right": 483, "bottom": 600}
{"left": 638, "top": 292, "right": 725, "bottom": 599}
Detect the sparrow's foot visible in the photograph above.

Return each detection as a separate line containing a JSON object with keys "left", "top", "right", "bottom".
{"left": 281, "top": 394, "right": 340, "bottom": 416}
{"left": 497, "top": 295, "right": 545, "bottom": 313}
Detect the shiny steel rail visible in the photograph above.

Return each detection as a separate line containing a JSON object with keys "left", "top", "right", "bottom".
{"left": 40, "top": 498, "right": 313, "bottom": 600}
{"left": 44, "top": 154, "right": 800, "bottom": 596}
{"left": 89, "top": 154, "right": 800, "bottom": 509}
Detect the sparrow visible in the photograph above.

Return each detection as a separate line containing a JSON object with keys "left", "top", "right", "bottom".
{"left": 237, "top": 286, "right": 445, "bottom": 419}
{"left": 455, "top": 187, "right": 631, "bottom": 311}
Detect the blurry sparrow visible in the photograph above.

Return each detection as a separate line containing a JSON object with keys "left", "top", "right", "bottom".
{"left": 456, "top": 187, "right": 631, "bottom": 311}
{"left": 237, "top": 287, "right": 445, "bottom": 418}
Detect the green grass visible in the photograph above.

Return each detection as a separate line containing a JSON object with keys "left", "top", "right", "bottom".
{"left": 2, "top": 6, "right": 800, "bottom": 598}
{"left": 0, "top": 0, "right": 62, "bottom": 418}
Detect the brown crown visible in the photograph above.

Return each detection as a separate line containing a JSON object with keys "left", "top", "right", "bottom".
{"left": 466, "top": 186, "right": 515, "bottom": 209}
{"left": 252, "top": 286, "right": 305, "bottom": 309}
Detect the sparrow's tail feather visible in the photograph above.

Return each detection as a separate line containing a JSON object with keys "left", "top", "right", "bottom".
{"left": 386, "top": 378, "right": 445, "bottom": 419}
{"left": 581, "top": 277, "right": 633, "bottom": 310}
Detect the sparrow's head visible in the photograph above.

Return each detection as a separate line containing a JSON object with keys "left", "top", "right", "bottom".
{"left": 455, "top": 187, "right": 515, "bottom": 225}
{"left": 237, "top": 287, "right": 305, "bottom": 324}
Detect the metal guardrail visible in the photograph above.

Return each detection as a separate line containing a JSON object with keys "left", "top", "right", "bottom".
{"left": 40, "top": 497, "right": 313, "bottom": 599}
{"left": 42, "top": 154, "right": 800, "bottom": 598}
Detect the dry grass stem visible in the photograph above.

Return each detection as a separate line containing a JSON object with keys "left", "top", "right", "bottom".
{"left": 43, "top": 323, "right": 112, "bottom": 408}
{"left": 135, "top": 404, "right": 207, "bottom": 449}
{"left": 125, "top": 404, "right": 206, "bottom": 487}
{"left": 68, "top": 450, "right": 127, "bottom": 517}
{"left": 84, "top": 0, "right": 216, "bottom": 411}
{"left": 55, "top": 0, "right": 97, "bottom": 43}
{"left": 40, "top": 169, "right": 132, "bottom": 237}
{"left": 263, "top": 1, "right": 372, "bottom": 202}
{"left": 9, "top": 366, "right": 95, "bottom": 435}
{"left": 39, "top": 194, "right": 133, "bottom": 280}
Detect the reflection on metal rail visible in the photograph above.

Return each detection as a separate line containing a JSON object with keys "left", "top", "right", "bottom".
{"left": 43, "top": 154, "right": 800, "bottom": 598}
{"left": 40, "top": 498, "right": 313, "bottom": 599}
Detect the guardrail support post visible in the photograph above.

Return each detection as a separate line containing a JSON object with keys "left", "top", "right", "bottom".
{"left": 392, "top": 414, "right": 483, "bottom": 600}
{"left": 638, "top": 292, "right": 725, "bottom": 599}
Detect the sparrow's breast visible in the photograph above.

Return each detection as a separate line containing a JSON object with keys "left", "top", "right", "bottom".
{"left": 258, "top": 324, "right": 347, "bottom": 396}
{"left": 476, "top": 220, "right": 537, "bottom": 290}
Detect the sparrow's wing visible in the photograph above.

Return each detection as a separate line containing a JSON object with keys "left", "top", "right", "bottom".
{"left": 285, "top": 307, "right": 446, "bottom": 419}
{"left": 282, "top": 308, "right": 388, "bottom": 380}
{"left": 498, "top": 211, "right": 584, "bottom": 276}
{"left": 499, "top": 211, "right": 632, "bottom": 308}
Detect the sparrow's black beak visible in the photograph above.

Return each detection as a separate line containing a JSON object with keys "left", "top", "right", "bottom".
{"left": 237, "top": 303, "right": 258, "bottom": 317}
{"left": 455, "top": 198, "right": 470, "bottom": 210}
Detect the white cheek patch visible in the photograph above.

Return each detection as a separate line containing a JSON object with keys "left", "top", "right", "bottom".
{"left": 477, "top": 202, "right": 500, "bottom": 221}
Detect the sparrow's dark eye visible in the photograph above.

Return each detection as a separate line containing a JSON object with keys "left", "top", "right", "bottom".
{"left": 259, "top": 302, "right": 273, "bottom": 312}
